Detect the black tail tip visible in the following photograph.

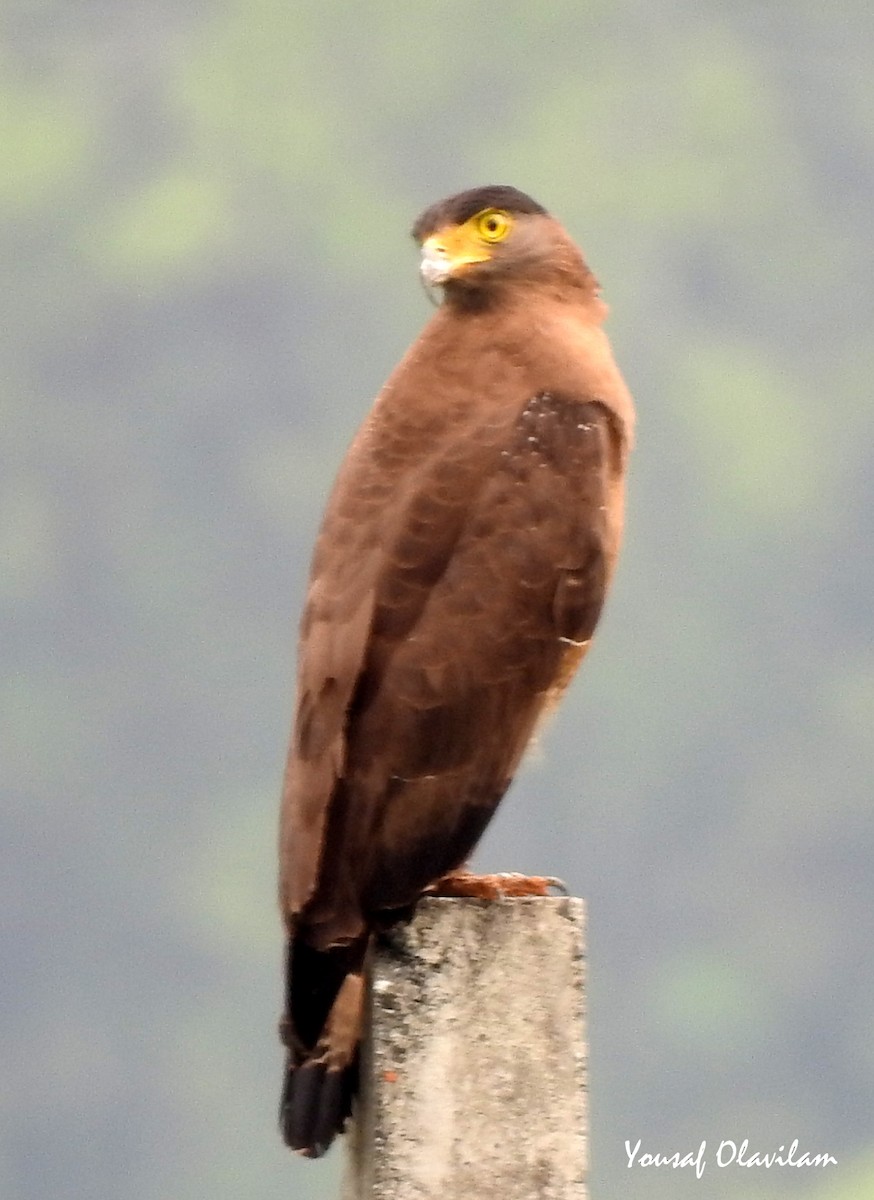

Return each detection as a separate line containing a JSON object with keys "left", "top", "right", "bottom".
{"left": 280, "top": 1058, "right": 355, "bottom": 1158}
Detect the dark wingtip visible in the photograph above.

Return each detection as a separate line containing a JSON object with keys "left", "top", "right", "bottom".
{"left": 280, "top": 1057, "right": 356, "bottom": 1158}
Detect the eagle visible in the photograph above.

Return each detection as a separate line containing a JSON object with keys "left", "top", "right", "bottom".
{"left": 277, "top": 185, "right": 635, "bottom": 1157}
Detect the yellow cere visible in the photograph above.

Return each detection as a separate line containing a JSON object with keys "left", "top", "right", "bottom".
{"left": 420, "top": 208, "right": 515, "bottom": 278}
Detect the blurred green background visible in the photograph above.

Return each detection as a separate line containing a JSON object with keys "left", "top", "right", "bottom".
{"left": 2, "top": 3, "right": 873, "bottom": 1198}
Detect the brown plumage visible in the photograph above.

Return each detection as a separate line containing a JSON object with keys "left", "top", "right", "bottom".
{"left": 277, "top": 185, "right": 635, "bottom": 1156}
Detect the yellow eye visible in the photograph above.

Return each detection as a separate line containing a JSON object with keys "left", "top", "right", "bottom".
{"left": 474, "top": 208, "right": 512, "bottom": 243}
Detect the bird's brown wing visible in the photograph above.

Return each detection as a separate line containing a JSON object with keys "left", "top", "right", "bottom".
{"left": 283, "top": 390, "right": 623, "bottom": 948}
{"left": 279, "top": 389, "right": 623, "bottom": 1155}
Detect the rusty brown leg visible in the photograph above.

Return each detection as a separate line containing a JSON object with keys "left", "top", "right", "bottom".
{"left": 427, "top": 869, "right": 567, "bottom": 899}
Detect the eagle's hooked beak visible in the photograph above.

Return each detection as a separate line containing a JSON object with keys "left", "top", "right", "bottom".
{"left": 419, "top": 226, "right": 491, "bottom": 286}
{"left": 419, "top": 238, "right": 452, "bottom": 286}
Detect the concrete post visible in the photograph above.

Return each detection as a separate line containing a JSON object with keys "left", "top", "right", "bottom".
{"left": 342, "top": 895, "right": 587, "bottom": 1200}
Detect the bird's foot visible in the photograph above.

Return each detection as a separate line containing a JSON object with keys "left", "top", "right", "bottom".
{"left": 427, "top": 870, "right": 567, "bottom": 900}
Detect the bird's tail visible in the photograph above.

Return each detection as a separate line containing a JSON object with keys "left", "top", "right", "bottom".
{"left": 279, "top": 933, "right": 369, "bottom": 1158}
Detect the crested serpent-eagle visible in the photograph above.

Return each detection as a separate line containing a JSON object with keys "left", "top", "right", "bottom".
{"left": 277, "top": 185, "right": 635, "bottom": 1156}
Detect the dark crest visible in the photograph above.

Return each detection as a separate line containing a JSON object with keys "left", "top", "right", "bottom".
{"left": 412, "top": 186, "right": 548, "bottom": 241}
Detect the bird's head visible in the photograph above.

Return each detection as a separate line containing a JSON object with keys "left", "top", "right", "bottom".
{"left": 411, "top": 185, "right": 595, "bottom": 304}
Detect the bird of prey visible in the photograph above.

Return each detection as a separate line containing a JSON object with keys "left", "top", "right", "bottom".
{"left": 277, "top": 185, "right": 635, "bottom": 1157}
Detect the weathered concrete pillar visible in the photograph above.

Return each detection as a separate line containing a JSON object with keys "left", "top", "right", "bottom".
{"left": 342, "top": 895, "right": 587, "bottom": 1200}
